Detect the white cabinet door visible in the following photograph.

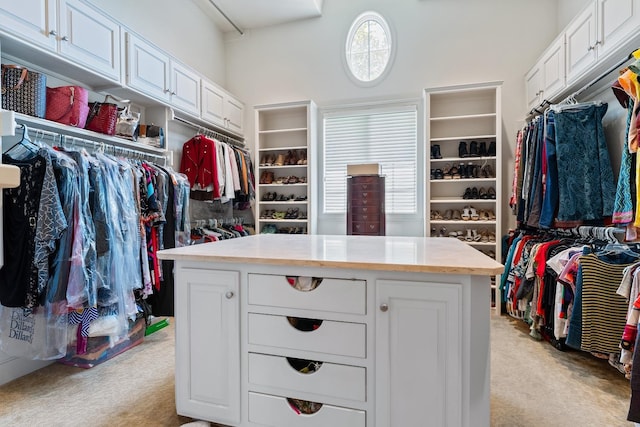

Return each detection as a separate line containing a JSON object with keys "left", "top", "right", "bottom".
{"left": 541, "top": 35, "right": 566, "bottom": 100}
{"left": 524, "top": 63, "right": 542, "bottom": 110}
{"left": 175, "top": 267, "right": 240, "bottom": 425}
{"left": 201, "top": 79, "right": 226, "bottom": 127}
{"left": 201, "top": 79, "right": 245, "bottom": 135}
{"left": 0, "top": 0, "right": 57, "bottom": 50}
{"left": 376, "top": 279, "right": 462, "bottom": 427}
{"left": 58, "top": 0, "right": 120, "bottom": 81}
{"left": 170, "top": 61, "right": 200, "bottom": 116}
{"left": 598, "top": 0, "right": 640, "bottom": 58}
{"left": 225, "top": 95, "right": 244, "bottom": 136}
{"left": 565, "top": 2, "right": 598, "bottom": 83}
{"left": 126, "top": 33, "right": 171, "bottom": 103}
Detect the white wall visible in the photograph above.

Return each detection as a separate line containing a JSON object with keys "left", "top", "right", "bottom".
{"left": 557, "top": 0, "right": 592, "bottom": 31}
{"left": 86, "top": 0, "right": 226, "bottom": 84}
{"left": 224, "top": 0, "right": 559, "bottom": 236}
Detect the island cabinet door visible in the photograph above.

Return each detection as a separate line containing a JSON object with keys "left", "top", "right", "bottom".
{"left": 175, "top": 267, "right": 240, "bottom": 425}
{"left": 376, "top": 279, "right": 462, "bottom": 427}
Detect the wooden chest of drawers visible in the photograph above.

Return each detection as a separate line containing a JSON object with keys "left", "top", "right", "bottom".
{"left": 347, "top": 174, "right": 385, "bottom": 236}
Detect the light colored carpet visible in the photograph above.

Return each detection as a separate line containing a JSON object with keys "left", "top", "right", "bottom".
{"left": 0, "top": 314, "right": 634, "bottom": 426}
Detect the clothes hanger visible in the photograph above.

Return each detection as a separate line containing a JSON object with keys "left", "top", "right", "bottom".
{"left": 4, "top": 123, "right": 39, "bottom": 160}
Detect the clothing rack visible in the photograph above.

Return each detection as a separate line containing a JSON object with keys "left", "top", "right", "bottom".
{"left": 10, "top": 123, "right": 169, "bottom": 165}
{"left": 170, "top": 110, "right": 246, "bottom": 149}
{"left": 526, "top": 48, "right": 640, "bottom": 119}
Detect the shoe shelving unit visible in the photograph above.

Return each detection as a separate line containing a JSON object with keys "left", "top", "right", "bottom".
{"left": 424, "top": 82, "right": 502, "bottom": 312}
{"left": 255, "top": 100, "right": 317, "bottom": 234}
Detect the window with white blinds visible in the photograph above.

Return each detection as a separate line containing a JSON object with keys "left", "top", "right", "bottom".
{"left": 323, "top": 105, "right": 418, "bottom": 214}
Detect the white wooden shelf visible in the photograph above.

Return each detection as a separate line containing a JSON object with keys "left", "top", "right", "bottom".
{"left": 430, "top": 112, "right": 497, "bottom": 121}
{"left": 258, "top": 127, "right": 307, "bottom": 134}
{"left": 430, "top": 134, "right": 497, "bottom": 142}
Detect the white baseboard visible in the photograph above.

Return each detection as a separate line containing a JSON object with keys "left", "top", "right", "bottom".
{"left": 0, "top": 352, "right": 52, "bottom": 386}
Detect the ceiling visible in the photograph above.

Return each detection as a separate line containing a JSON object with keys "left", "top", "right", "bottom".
{"left": 194, "top": 0, "right": 324, "bottom": 34}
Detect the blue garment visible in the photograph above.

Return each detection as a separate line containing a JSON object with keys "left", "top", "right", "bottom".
{"left": 539, "top": 111, "right": 559, "bottom": 228}
{"left": 526, "top": 116, "right": 545, "bottom": 227}
{"left": 613, "top": 99, "right": 635, "bottom": 224}
{"left": 47, "top": 149, "right": 79, "bottom": 304}
{"left": 554, "top": 103, "right": 615, "bottom": 222}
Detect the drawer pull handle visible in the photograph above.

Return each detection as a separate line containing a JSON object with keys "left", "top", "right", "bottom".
{"left": 285, "top": 276, "right": 322, "bottom": 292}
{"left": 287, "top": 397, "right": 323, "bottom": 415}
{"left": 225, "top": 291, "right": 234, "bottom": 299}
{"left": 287, "top": 357, "right": 323, "bottom": 374}
{"left": 380, "top": 303, "right": 389, "bottom": 312}
{"left": 287, "top": 316, "right": 323, "bottom": 331}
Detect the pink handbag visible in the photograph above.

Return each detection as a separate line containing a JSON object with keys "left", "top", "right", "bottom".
{"left": 45, "top": 85, "right": 90, "bottom": 128}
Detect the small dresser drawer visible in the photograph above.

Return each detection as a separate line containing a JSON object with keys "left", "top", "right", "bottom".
{"left": 351, "top": 197, "right": 380, "bottom": 207}
{"left": 248, "top": 353, "right": 366, "bottom": 402}
{"left": 248, "top": 313, "right": 366, "bottom": 358}
{"left": 349, "top": 188, "right": 381, "bottom": 201}
{"left": 248, "top": 392, "right": 366, "bottom": 427}
{"left": 350, "top": 213, "right": 379, "bottom": 222}
{"left": 248, "top": 274, "right": 366, "bottom": 315}
{"left": 351, "top": 222, "right": 381, "bottom": 234}
{"left": 349, "top": 205, "right": 381, "bottom": 215}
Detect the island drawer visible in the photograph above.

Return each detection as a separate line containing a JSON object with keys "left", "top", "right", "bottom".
{"left": 248, "top": 392, "right": 366, "bottom": 427}
{"left": 248, "top": 313, "right": 366, "bottom": 358}
{"left": 248, "top": 353, "right": 366, "bottom": 402}
{"left": 248, "top": 274, "right": 366, "bottom": 315}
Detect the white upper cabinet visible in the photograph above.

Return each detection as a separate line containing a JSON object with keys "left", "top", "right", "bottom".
{"left": 525, "top": 35, "right": 565, "bottom": 110}
{"left": 201, "top": 79, "right": 245, "bottom": 136}
{"left": 598, "top": 0, "right": 640, "bottom": 58}
{"left": 170, "top": 60, "right": 201, "bottom": 117}
{"left": 0, "top": 0, "right": 57, "bottom": 50}
{"left": 58, "top": 0, "right": 121, "bottom": 82}
{"left": 566, "top": 0, "right": 640, "bottom": 83}
{"left": 126, "top": 33, "right": 172, "bottom": 103}
{"left": 127, "top": 33, "right": 203, "bottom": 118}
{"left": 0, "top": 0, "right": 121, "bottom": 82}
{"left": 565, "top": 2, "right": 598, "bottom": 82}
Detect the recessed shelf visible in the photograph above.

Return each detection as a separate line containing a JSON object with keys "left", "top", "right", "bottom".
{"left": 430, "top": 113, "right": 496, "bottom": 121}
{"left": 430, "top": 134, "right": 497, "bottom": 142}
{"left": 429, "top": 156, "right": 497, "bottom": 162}
{"left": 258, "top": 146, "right": 307, "bottom": 152}
{"left": 258, "top": 127, "right": 307, "bottom": 134}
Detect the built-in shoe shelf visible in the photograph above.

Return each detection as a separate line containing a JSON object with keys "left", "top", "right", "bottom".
{"left": 255, "top": 101, "right": 317, "bottom": 235}
{"left": 424, "top": 82, "right": 503, "bottom": 312}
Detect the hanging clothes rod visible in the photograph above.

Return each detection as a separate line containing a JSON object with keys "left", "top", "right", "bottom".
{"left": 207, "top": 0, "right": 244, "bottom": 36}
{"left": 170, "top": 112, "right": 246, "bottom": 148}
{"left": 12, "top": 124, "right": 169, "bottom": 165}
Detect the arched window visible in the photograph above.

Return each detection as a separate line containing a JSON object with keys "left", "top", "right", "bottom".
{"left": 345, "top": 11, "right": 393, "bottom": 85}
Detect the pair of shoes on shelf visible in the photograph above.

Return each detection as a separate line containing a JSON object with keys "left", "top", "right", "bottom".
{"left": 443, "top": 163, "right": 461, "bottom": 179}
{"left": 432, "top": 168, "right": 444, "bottom": 180}
{"left": 259, "top": 171, "right": 275, "bottom": 184}
{"left": 443, "top": 209, "right": 461, "bottom": 220}
{"left": 261, "top": 224, "right": 278, "bottom": 234}
{"left": 462, "top": 187, "right": 479, "bottom": 199}
{"left": 464, "top": 229, "right": 481, "bottom": 242}
{"left": 480, "top": 164, "right": 494, "bottom": 178}
{"left": 460, "top": 141, "right": 481, "bottom": 158}
{"left": 461, "top": 205, "right": 479, "bottom": 221}
{"left": 261, "top": 191, "right": 278, "bottom": 201}
{"left": 260, "top": 154, "right": 276, "bottom": 166}
{"left": 431, "top": 210, "right": 444, "bottom": 220}
{"left": 284, "top": 208, "right": 300, "bottom": 219}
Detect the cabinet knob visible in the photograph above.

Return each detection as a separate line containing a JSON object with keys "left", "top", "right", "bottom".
{"left": 49, "top": 30, "right": 57, "bottom": 36}
{"left": 164, "top": 89, "right": 170, "bottom": 94}
{"left": 171, "top": 91, "right": 176, "bottom": 96}
{"left": 380, "top": 303, "right": 389, "bottom": 312}
{"left": 225, "top": 291, "right": 234, "bottom": 299}
{"left": 61, "top": 36, "right": 69, "bottom": 42}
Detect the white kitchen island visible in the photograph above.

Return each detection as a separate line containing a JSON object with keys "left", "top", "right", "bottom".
{"left": 158, "top": 234, "right": 504, "bottom": 427}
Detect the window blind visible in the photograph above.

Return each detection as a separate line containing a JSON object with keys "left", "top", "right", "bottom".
{"left": 323, "top": 106, "right": 418, "bottom": 214}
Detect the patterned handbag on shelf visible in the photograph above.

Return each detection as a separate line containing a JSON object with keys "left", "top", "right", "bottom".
{"left": 1, "top": 64, "right": 47, "bottom": 118}
{"left": 85, "top": 95, "right": 119, "bottom": 135}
